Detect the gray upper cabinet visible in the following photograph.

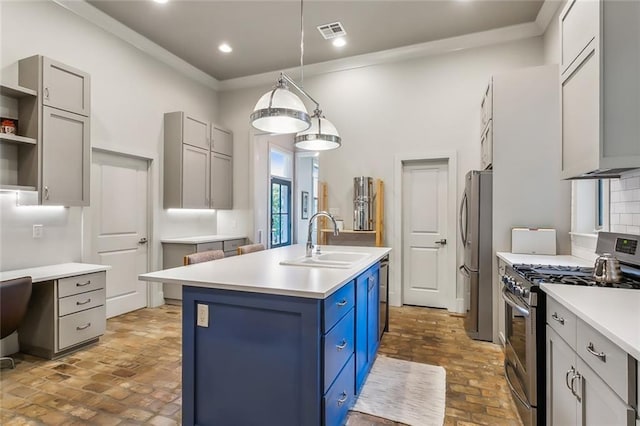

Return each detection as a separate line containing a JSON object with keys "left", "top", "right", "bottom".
{"left": 17, "top": 55, "right": 91, "bottom": 206}
{"left": 211, "top": 125, "right": 233, "bottom": 156}
{"left": 560, "top": 0, "right": 640, "bottom": 178}
{"left": 42, "top": 57, "right": 91, "bottom": 117}
{"left": 164, "top": 113, "right": 233, "bottom": 210}
{"left": 41, "top": 107, "right": 90, "bottom": 206}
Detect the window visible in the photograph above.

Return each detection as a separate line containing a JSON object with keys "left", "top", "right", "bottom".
{"left": 271, "top": 177, "right": 291, "bottom": 248}
{"left": 572, "top": 179, "right": 609, "bottom": 234}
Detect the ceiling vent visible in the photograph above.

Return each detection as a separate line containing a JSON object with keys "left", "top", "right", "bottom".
{"left": 317, "top": 22, "right": 347, "bottom": 40}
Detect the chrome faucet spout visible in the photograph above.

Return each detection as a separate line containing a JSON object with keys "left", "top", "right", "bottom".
{"left": 306, "top": 211, "right": 339, "bottom": 257}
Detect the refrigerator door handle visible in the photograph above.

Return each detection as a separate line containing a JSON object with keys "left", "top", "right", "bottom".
{"left": 459, "top": 192, "right": 468, "bottom": 245}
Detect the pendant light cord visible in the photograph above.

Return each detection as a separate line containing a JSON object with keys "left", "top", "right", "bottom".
{"left": 300, "top": 0, "right": 304, "bottom": 87}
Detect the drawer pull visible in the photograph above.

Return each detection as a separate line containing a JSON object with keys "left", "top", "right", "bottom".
{"left": 586, "top": 342, "right": 606, "bottom": 362}
{"left": 565, "top": 366, "right": 575, "bottom": 391}
{"left": 570, "top": 371, "right": 582, "bottom": 401}
{"left": 76, "top": 280, "right": 91, "bottom": 287}
{"left": 337, "top": 299, "right": 348, "bottom": 307}
{"left": 337, "top": 391, "right": 348, "bottom": 406}
{"left": 551, "top": 312, "right": 565, "bottom": 325}
{"left": 76, "top": 322, "right": 91, "bottom": 331}
{"left": 336, "top": 339, "right": 347, "bottom": 351}
{"left": 76, "top": 298, "right": 91, "bottom": 306}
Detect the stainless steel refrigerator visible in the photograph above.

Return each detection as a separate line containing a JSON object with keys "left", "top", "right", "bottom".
{"left": 459, "top": 170, "right": 493, "bottom": 341}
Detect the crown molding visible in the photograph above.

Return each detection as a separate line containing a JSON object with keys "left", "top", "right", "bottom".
{"left": 535, "top": 0, "right": 564, "bottom": 33}
{"left": 218, "top": 21, "right": 542, "bottom": 92}
{"left": 51, "top": 0, "right": 220, "bottom": 91}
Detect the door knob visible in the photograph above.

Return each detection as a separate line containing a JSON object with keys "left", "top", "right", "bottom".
{"left": 138, "top": 238, "right": 148, "bottom": 244}
{"left": 435, "top": 239, "right": 447, "bottom": 245}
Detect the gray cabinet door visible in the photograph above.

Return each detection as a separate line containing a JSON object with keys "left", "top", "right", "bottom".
{"left": 183, "top": 114, "right": 209, "bottom": 150}
{"left": 547, "top": 326, "right": 578, "bottom": 426}
{"left": 210, "top": 152, "right": 232, "bottom": 209}
{"left": 42, "top": 57, "right": 91, "bottom": 117}
{"left": 182, "top": 144, "right": 210, "bottom": 209}
{"left": 211, "top": 125, "right": 233, "bottom": 156}
{"left": 41, "top": 106, "right": 90, "bottom": 206}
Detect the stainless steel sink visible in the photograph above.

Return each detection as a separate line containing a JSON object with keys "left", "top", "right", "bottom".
{"left": 279, "top": 251, "right": 369, "bottom": 268}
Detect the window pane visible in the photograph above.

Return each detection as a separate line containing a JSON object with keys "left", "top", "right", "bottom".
{"left": 282, "top": 214, "right": 289, "bottom": 244}
{"left": 281, "top": 186, "right": 289, "bottom": 214}
{"left": 271, "top": 214, "right": 281, "bottom": 245}
{"left": 272, "top": 183, "right": 281, "bottom": 213}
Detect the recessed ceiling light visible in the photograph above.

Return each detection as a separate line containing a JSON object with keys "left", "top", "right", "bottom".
{"left": 153, "top": 0, "right": 169, "bottom": 4}
{"left": 332, "top": 38, "right": 346, "bottom": 48}
{"left": 218, "top": 43, "right": 233, "bottom": 53}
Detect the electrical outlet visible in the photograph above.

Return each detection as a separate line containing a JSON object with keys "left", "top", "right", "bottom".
{"left": 32, "top": 224, "right": 44, "bottom": 239}
{"left": 197, "top": 304, "right": 209, "bottom": 327}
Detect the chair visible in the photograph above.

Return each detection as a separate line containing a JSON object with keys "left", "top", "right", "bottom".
{"left": 0, "top": 276, "right": 32, "bottom": 369}
{"left": 237, "top": 243, "right": 266, "bottom": 255}
{"left": 183, "top": 249, "right": 225, "bottom": 265}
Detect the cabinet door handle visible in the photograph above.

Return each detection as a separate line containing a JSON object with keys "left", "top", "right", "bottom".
{"left": 336, "top": 299, "right": 348, "bottom": 307}
{"left": 336, "top": 339, "right": 347, "bottom": 351}
{"left": 76, "top": 322, "right": 91, "bottom": 331}
{"left": 337, "top": 391, "right": 348, "bottom": 406}
{"left": 565, "top": 366, "right": 575, "bottom": 391}
{"left": 76, "top": 298, "right": 91, "bottom": 306}
{"left": 570, "top": 371, "right": 581, "bottom": 401}
{"left": 44, "top": 87, "right": 49, "bottom": 100}
{"left": 44, "top": 186, "right": 50, "bottom": 200}
{"left": 551, "top": 312, "right": 565, "bottom": 325}
{"left": 586, "top": 342, "right": 606, "bottom": 362}
{"left": 368, "top": 276, "right": 376, "bottom": 289}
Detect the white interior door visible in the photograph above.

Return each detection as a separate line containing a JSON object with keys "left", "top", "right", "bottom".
{"left": 402, "top": 160, "right": 449, "bottom": 308}
{"left": 92, "top": 151, "right": 149, "bottom": 318}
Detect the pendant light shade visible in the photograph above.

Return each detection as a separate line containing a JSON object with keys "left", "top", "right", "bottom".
{"left": 294, "top": 111, "right": 341, "bottom": 151}
{"left": 250, "top": 82, "right": 311, "bottom": 134}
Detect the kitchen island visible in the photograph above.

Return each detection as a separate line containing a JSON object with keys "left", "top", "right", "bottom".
{"left": 140, "top": 244, "right": 391, "bottom": 426}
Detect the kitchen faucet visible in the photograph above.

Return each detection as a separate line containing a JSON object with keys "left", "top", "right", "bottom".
{"left": 306, "top": 211, "right": 339, "bottom": 257}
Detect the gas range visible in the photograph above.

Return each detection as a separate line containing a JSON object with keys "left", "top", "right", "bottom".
{"left": 511, "top": 264, "right": 640, "bottom": 289}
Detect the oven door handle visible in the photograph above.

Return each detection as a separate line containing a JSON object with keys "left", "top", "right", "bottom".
{"left": 504, "top": 360, "right": 532, "bottom": 410}
{"left": 501, "top": 287, "right": 530, "bottom": 317}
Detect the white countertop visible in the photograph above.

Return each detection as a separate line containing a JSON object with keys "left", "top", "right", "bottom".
{"left": 496, "top": 252, "right": 593, "bottom": 267}
{"left": 0, "top": 262, "right": 111, "bottom": 283}
{"left": 161, "top": 235, "right": 246, "bottom": 244}
{"left": 140, "top": 244, "right": 391, "bottom": 299}
{"left": 541, "top": 284, "right": 640, "bottom": 361}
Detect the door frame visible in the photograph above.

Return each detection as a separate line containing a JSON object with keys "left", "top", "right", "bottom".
{"left": 83, "top": 146, "right": 160, "bottom": 308}
{"left": 269, "top": 176, "right": 293, "bottom": 248}
{"left": 393, "top": 151, "right": 457, "bottom": 311}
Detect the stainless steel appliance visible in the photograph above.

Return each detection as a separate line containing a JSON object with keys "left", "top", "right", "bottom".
{"left": 459, "top": 170, "right": 493, "bottom": 341}
{"left": 353, "top": 177, "right": 373, "bottom": 231}
{"left": 501, "top": 231, "right": 640, "bottom": 426}
{"left": 379, "top": 256, "right": 389, "bottom": 338}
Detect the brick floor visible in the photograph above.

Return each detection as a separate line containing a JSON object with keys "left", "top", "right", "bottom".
{"left": 0, "top": 305, "right": 520, "bottom": 425}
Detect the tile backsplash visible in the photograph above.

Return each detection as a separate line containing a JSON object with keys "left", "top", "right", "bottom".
{"left": 610, "top": 169, "right": 640, "bottom": 235}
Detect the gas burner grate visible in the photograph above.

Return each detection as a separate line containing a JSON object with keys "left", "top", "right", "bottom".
{"left": 511, "top": 264, "right": 640, "bottom": 289}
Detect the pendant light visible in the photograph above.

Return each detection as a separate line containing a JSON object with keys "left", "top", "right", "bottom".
{"left": 249, "top": 0, "right": 341, "bottom": 151}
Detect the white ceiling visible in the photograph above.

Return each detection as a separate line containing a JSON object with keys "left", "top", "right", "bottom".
{"left": 87, "top": 0, "right": 545, "bottom": 81}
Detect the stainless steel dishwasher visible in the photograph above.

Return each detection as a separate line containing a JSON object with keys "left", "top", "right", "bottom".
{"left": 379, "top": 256, "right": 389, "bottom": 338}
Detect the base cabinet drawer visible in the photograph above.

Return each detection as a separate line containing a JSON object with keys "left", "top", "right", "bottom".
{"left": 223, "top": 239, "right": 245, "bottom": 252}
{"left": 324, "top": 355, "right": 355, "bottom": 426}
{"left": 323, "top": 280, "right": 355, "bottom": 332}
{"left": 58, "top": 305, "right": 106, "bottom": 350}
{"left": 323, "top": 309, "right": 355, "bottom": 393}
{"left": 58, "top": 272, "right": 105, "bottom": 297}
{"left": 58, "top": 288, "right": 105, "bottom": 316}
{"left": 196, "top": 242, "right": 223, "bottom": 252}
{"left": 547, "top": 296, "right": 577, "bottom": 347}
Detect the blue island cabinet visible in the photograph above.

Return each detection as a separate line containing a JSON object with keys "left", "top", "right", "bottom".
{"left": 181, "top": 262, "right": 381, "bottom": 426}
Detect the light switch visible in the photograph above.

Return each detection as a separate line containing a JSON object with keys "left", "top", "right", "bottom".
{"left": 197, "top": 304, "right": 209, "bottom": 327}
{"left": 33, "top": 224, "right": 43, "bottom": 239}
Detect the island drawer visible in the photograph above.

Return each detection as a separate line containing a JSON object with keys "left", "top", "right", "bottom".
{"left": 58, "top": 305, "right": 106, "bottom": 350}
{"left": 323, "top": 309, "right": 355, "bottom": 393}
{"left": 577, "top": 319, "right": 637, "bottom": 404}
{"left": 323, "top": 280, "right": 355, "bottom": 332}
{"left": 547, "top": 296, "right": 577, "bottom": 347}
{"left": 223, "top": 239, "right": 245, "bottom": 252}
{"left": 58, "top": 272, "right": 105, "bottom": 298}
{"left": 323, "top": 355, "right": 355, "bottom": 426}
{"left": 58, "top": 288, "right": 105, "bottom": 317}
{"left": 196, "top": 242, "right": 223, "bottom": 252}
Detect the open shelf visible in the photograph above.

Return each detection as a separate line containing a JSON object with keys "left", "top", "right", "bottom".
{"left": 0, "top": 184, "right": 37, "bottom": 192}
{"left": 321, "top": 229, "right": 376, "bottom": 234}
{"left": 0, "top": 83, "right": 37, "bottom": 98}
{"left": 0, "top": 133, "right": 37, "bottom": 145}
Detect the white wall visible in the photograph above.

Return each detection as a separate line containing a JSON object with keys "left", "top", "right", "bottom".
{"left": 543, "top": 0, "right": 566, "bottom": 65}
{"left": 0, "top": 1, "right": 219, "bottom": 271}
{"left": 295, "top": 154, "right": 315, "bottom": 244}
{"left": 220, "top": 37, "right": 545, "bottom": 306}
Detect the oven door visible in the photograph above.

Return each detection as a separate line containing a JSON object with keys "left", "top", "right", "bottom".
{"left": 503, "top": 288, "right": 537, "bottom": 409}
